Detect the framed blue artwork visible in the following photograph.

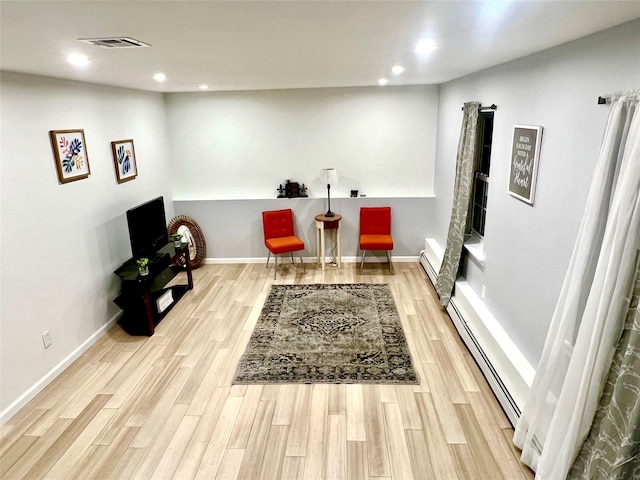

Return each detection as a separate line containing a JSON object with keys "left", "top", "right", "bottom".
{"left": 111, "top": 138, "right": 138, "bottom": 183}
{"left": 49, "top": 129, "right": 91, "bottom": 184}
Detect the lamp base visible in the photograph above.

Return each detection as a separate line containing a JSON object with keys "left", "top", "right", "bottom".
{"left": 325, "top": 211, "right": 335, "bottom": 217}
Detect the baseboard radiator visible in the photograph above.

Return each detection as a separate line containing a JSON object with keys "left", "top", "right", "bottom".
{"left": 420, "top": 240, "right": 533, "bottom": 427}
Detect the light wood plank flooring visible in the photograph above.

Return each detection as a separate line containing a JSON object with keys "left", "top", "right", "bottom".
{"left": 1, "top": 262, "right": 534, "bottom": 479}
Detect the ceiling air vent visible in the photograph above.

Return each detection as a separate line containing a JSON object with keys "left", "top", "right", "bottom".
{"left": 78, "top": 37, "right": 151, "bottom": 48}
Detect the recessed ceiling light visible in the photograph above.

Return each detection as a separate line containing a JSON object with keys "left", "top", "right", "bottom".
{"left": 391, "top": 65, "right": 404, "bottom": 75}
{"left": 67, "top": 53, "right": 89, "bottom": 67}
{"left": 378, "top": 78, "right": 388, "bottom": 86}
{"left": 198, "top": 84, "right": 209, "bottom": 90}
{"left": 415, "top": 39, "right": 437, "bottom": 54}
{"left": 153, "top": 73, "right": 167, "bottom": 82}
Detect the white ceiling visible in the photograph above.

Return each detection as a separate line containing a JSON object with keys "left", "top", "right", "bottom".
{"left": 1, "top": 1, "right": 639, "bottom": 93}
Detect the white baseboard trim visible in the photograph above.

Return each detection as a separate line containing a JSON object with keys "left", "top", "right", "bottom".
{"left": 205, "top": 255, "right": 419, "bottom": 264}
{"left": 0, "top": 313, "right": 120, "bottom": 425}
{"left": 205, "top": 257, "right": 268, "bottom": 264}
{"left": 420, "top": 239, "right": 534, "bottom": 426}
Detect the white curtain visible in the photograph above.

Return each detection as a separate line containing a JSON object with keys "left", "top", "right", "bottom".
{"left": 513, "top": 92, "right": 640, "bottom": 479}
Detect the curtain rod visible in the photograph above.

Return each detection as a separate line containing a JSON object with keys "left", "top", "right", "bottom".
{"left": 461, "top": 104, "right": 497, "bottom": 111}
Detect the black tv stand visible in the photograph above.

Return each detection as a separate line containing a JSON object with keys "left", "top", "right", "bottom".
{"left": 114, "top": 243, "right": 193, "bottom": 336}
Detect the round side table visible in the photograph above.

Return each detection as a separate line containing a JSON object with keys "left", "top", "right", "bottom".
{"left": 315, "top": 213, "right": 342, "bottom": 270}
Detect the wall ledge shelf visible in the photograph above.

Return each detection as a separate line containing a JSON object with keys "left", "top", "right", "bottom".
{"left": 464, "top": 235, "right": 486, "bottom": 267}
{"left": 172, "top": 195, "right": 436, "bottom": 202}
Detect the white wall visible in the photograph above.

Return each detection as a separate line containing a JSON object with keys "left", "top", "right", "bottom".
{"left": 433, "top": 19, "right": 640, "bottom": 368}
{"left": 166, "top": 85, "right": 439, "bottom": 200}
{"left": 175, "top": 196, "right": 436, "bottom": 260}
{"left": 0, "top": 72, "right": 173, "bottom": 416}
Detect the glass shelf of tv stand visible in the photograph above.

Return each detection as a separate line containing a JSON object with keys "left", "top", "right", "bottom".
{"left": 114, "top": 243, "right": 189, "bottom": 280}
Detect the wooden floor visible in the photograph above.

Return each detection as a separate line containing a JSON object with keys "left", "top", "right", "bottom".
{"left": 1, "top": 262, "right": 534, "bottom": 479}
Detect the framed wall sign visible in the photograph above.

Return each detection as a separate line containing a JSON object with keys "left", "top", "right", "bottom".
{"left": 508, "top": 125, "right": 543, "bottom": 205}
{"left": 111, "top": 139, "right": 138, "bottom": 183}
{"left": 49, "top": 129, "right": 91, "bottom": 184}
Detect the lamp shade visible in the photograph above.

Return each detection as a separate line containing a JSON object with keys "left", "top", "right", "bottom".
{"left": 321, "top": 168, "right": 337, "bottom": 186}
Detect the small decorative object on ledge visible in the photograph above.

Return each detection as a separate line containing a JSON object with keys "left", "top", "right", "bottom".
{"left": 276, "top": 180, "right": 307, "bottom": 198}
{"left": 285, "top": 180, "right": 300, "bottom": 198}
{"left": 351, "top": 190, "right": 358, "bottom": 197}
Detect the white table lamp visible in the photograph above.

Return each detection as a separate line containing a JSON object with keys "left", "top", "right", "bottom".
{"left": 321, "top": 168, "right": 338, "bottom": 217}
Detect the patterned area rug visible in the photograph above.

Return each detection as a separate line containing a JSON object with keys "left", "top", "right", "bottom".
{"left": 233, "top": 283, "right": 417, "bottom": 384}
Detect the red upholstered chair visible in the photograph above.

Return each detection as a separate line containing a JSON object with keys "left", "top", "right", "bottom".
{"left": 359, "top": 207, "right": 394, "bottom": 273}
{"left": 262, "top": 209, "right": 306, "bottom": 279}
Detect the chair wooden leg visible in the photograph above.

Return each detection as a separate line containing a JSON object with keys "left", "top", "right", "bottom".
{"left": 386, "top": 250, "right": 393, "bottom": 274}
{"left": 298, "top": 253, "right": 306, "bottom": 273}
{"left": 360, "top": 250, "right": 366, "bottom": 271}
{"left": 290, "top": 252, "right": 294, "bottom": 263}
{"left": 266, "top": 251, "right": 271, "bottom": 268}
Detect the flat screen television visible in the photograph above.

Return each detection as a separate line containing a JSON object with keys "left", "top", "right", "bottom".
{"left": 126, "top": 196, "right": 168, "bottom": 259}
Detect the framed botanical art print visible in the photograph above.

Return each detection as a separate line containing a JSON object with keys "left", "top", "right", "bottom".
{"left": 508, "top": 125, "right": 543, "bottom": 205}
{"left": 111, "top": 139, "right": 138, "bottom": 183}
{"left": 49, "top": 129, "right": 91, "bottom": 184}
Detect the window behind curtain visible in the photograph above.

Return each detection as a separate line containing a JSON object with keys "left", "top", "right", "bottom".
{"left": 471, "top": 112, "right": 494, "bottom": 237}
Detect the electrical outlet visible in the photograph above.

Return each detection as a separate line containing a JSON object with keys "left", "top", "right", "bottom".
{"left": 481, "top": 285, "right": 486, "bottom": 299}
{"left": 42, "top": 330, "right": 52, "bottom": 349}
